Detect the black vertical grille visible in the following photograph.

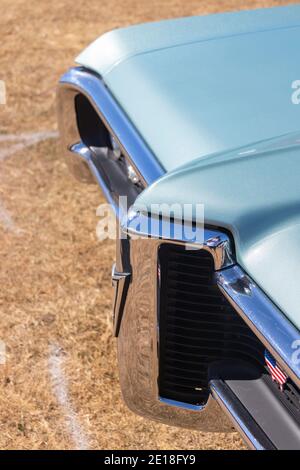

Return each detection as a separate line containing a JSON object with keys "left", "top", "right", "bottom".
{"left": 158, "top": 243, "right": 265, "bottom": 406}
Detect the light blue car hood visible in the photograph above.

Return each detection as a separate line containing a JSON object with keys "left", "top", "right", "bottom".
{"left": 77, "top": 5, "right": 300, "bottom": 172}
{"left": 77, "top": 6, "right": 300, "bottom": 330}
{"left": 133, "top": 132, "right": 300, "bottom": 331}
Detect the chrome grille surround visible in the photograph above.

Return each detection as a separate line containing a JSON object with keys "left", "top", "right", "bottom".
{"left": 116, "top": 223, "right": 233, "bottom": 432}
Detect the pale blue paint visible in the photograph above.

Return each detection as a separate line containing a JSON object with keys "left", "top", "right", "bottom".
{"left": 77, "top": 5, "right": 300, "bottom": 173}
{"left": 134, "top": 132, "right": 300, "bottom": 331}
{"left": 77, "top": 6, "right": 300, "bottom": 330}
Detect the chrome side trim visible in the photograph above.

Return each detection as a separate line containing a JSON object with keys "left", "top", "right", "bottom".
{"left": 111, "top": 263, "right": 131, "bottom": 337}
{"left": 122, "top": 210, "right": 235, "bottom": 270}
{"left": 216, "top": 265, "right": 300, "bottom": 389}
{"left": 58, "top": 67, "right": 165, "bottom": 187}
{"left": 159, "top": 397, "right": 204, "bottom": 412}
{"left": 210, "top": 380, "right": 275, "bottom": 450}
{"left": 70, "top": 142, "right": 120, "bottom": 216}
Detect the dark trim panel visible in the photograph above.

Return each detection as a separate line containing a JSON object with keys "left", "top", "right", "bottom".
{"left": 210, "top": 379, "right": 275, "bottom": 450}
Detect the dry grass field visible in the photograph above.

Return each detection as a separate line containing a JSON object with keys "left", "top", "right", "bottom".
{"left": 0, "top": 0, "right": 295, "bottom": 450}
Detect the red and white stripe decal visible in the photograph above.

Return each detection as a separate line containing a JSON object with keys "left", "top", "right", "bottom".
{"left": 266, "top": 358, "right": 287, "bottom": 385}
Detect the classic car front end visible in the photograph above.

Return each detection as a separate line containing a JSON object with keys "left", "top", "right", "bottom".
{"left": 57, "top": 5, "right": 300, "bottom": 449}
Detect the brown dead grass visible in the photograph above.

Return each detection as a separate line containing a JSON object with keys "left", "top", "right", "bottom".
{"left": 0, "top": 0, "right": 295, "bottom": 450}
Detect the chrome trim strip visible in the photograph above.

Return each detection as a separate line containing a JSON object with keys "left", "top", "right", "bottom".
{"left": 70, "top": 142, "right": 120, "bottom": 216}
{"left": 111, "top": 263, "right": 131, "bottom": 337}
{"left": 159, "top": 397, "right": 204, "bottom": 412}
{"left": 58, "top": 67, "right": 165, "bottom": 186}
{"left": 216, "top": 265, "right": 300, "bottom": 389}
{"left": 210, "top": 380, "right": 275, "bottom": 450}
{"left": 121, "top": 210, "right": 235, "bottom": 270}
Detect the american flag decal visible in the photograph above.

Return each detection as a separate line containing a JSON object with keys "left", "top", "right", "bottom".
{"left": 265, "top": 350, "right": 288, "bottom": 391}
